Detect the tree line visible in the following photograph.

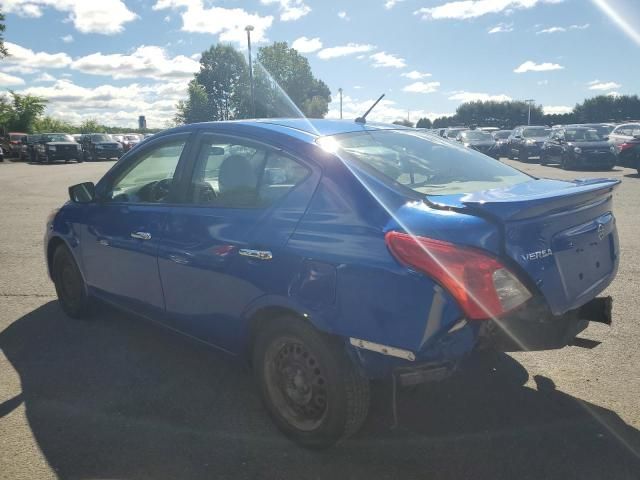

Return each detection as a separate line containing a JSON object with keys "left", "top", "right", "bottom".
{"left": 175, "top": 42, "right": 331, "bottom": 124}
{"left": 415, "top": 95, "right": 640, "bottom": 130}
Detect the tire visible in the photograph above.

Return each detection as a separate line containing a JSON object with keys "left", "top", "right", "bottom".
{"left": 253, "top": 317, "right": 370, "bottom": 449}
{"left": 561, "top": 154, "right": 572, "bottom": 170}
{"left": 540, "top": 153, "right": 548, "bottom": 166}
{"left": 519, "top": 148, "right": 528, "bottom": 163}
{"left": 52, "top": 245, "right": 92, "bottom": 319}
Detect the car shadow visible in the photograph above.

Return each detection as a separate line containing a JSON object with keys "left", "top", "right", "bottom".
{"left": 624, "top": 172, "right": 640, "bottom": 179}
{"left": 1, "top": 301, "right": 639, "bottom": 479}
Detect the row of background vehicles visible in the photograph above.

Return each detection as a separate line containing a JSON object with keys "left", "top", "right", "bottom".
{"left": 425, "top": 122, "right": 640, "bottom": 172}
{"left": 2, "top": 132, "right": 151, "bottom": 164}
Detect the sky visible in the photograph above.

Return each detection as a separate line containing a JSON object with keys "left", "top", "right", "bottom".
{"left": 0, "top": 0, "right": 639, "bottom": 128}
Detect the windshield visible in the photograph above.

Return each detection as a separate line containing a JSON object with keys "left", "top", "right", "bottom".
{"left": 446, "top": 129, "right": 464, "bottom": 137}
{"left": 125, "top": 135, "right": 139, "bottom": 141}
{"left": 42, "top": 134, "right": 74, "bottom": 142}
{"left": 461, "top": 131, "right": 493, "bottom": 141}
{"left": 522, "top": 127, "right": 550, "bottom": 138}
{"left": 91, "top": 134, "right": 112, "bottom": 142}
{"left": 493, "top": 131, "right": 511, "bottom": 139}
{"left": 565, "top": 128, "right": 604, "bottom": 141}
{"left": 323, "top": 130, "right": 530, "bottom": 196}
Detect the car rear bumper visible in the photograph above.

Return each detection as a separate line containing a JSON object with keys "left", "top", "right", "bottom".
{"left": 476, "top": 296, "right": 612, "bottom": 351}
{"left": 574, "top": 152, "right": 616, "bottom": 166}
{"left": 46, "top": 152, "right": 80, "bottom": 161}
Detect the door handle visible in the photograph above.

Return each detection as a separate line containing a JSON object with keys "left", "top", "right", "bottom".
{"left": 238, "top": 249, "right": 273, "bottom": 261}
{"left": 97, "top": 238, "right": 110, "bottom": 247}
{"left": 130, "top": 231, "right": 152, "bottom": 240}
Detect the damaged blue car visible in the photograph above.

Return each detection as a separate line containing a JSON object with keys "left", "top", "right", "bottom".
{"left": 45, "top": 119, "right": 618, "bottom": 448}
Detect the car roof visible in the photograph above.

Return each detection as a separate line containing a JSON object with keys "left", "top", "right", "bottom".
{"left": 163, "top": 118, "right": 412, "bottom": 144}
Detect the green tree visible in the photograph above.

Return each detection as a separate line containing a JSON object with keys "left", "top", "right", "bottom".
{"left": 255, "top": 41, "right": 331, "bottom": 118}
{"left": 573, "top": 95, "right": 640, "bottom": 123}
{"left": 194, "top": 44, "right": 250, "bottom": 121}
{"left": 79, "top": 119, "right": 105, "bottom": 133}
{"left": 175, "top": 81, "right": 212, "bottom": 124}
{"left": 0, "top": 11, "right": 8, "bottom": 58}
{"left": 3, "top": 92, "right": 47, "bottom": 132}
{"left": 33, "top": 116, "right": 76, "bottom": 133}
{"left": 416, "top": 117, "right": 432, "bottom": 129}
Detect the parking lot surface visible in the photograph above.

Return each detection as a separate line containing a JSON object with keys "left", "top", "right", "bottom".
{"left": 1, "top": 158, "right": 639, "bottom": 479}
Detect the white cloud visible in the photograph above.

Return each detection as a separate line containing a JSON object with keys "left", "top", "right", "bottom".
{"left": 403, "top": 81, "right": 441, "bottom": 93}
{"left": 488, "top": 22, "right": 513, "bottom": 33}
{"left": 71, "top": 45, "right": 200, "bottom": 81}
{"left": 61, "top": 34, "right": 74, "bottom": 43}
{"left": 543, "top": 105, "right": 572, "bottom": 114}
{"left": 317, "top": 43, "right": 376, "bottom": 60}
{"left": 384, "top": 0, "right": 407, "bottom": 9}
{"left": 448, "top": 91, "right": 512, "bottom": 102}
{"left": 514, "top": 60, "right": 564, "bottom": 73}
{"left": 338, "top": 10, "right": 349, "bottom": 20}
{"left": 0, "top": 72, "right": 25, "bottom": 86}
{"left": 35, "top": 72, "right": 56, "bottom": 82}
{"left": 537, "top": 24, "right": 588, "bottom": 34}
{"left": 153, "top": 0, "right": 273, "bottom": 46}
{"left": 370, "top": 51, "right": 406, "bottom": 68}
{"left": 16, "top": 78, "right": 189, "bottom": 128}
{"left": 4, "top": 42, "right": 72, "bottom": 69}
{"left": 588, "top": 81, "right": 621, "bottom": 91}
{"left": 415, "top": 0, "right": 564, "bottom": 20}
{"left": 260, "top": 0, "right": 310, "bottom": 21}
{"left": 326, "top": 95, "right": 451, "bottom": 123}
{"left": 291, "top": 36, "right": 323, "bottom": 53}
{"left": 401, "top": 70, "right": 432, "bottom": 79}
{"left": 0, "top": 0, "right": 137, "bottom": 34}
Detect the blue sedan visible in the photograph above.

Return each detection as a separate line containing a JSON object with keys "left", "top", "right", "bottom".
{"left": 45, "top": 119, "right": 619, "bottom": 447}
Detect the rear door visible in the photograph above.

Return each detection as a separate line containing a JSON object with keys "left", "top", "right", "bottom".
{"left": 157, "top": 131, "right": 320, "bottom": 352}
{"left": 81, "top": 133, "right": 192, "bottom": 316}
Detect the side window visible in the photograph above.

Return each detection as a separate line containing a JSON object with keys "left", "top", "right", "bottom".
{"left": 107, "top": 139, "right": 186, "bottom": 203}
{"left": 190, "top": 137, "right": 309, "bottom": 208}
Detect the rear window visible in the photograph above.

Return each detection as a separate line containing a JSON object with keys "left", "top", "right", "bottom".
{"left": 319, "top": 130, "right": 530, "bottom": 196}
{"left": 522, "top": 127, "right": 550, "bottom": 138}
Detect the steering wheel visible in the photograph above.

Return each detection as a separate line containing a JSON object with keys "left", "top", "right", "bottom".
{"left": 196, "top": 182, "right": 217, "bottom": 203}
{"left": 138, "top": 178, "right": 173, "bottom": 202}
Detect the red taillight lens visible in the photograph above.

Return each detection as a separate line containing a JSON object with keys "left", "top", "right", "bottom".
{"left": 385, "top": 231, "right": 531, "bottom": 320}
{"left": 619, "top": 143, "right": 635, "bottom": 151}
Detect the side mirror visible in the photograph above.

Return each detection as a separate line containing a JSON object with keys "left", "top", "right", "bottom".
{"left": 514, "top": 135, "right": 522, "bottom": 139}
{"left": 69, "top": 182, "right": 96, "bottom": 203}
{"left": 602, "top": 136, "right": 610, "bottom": 141}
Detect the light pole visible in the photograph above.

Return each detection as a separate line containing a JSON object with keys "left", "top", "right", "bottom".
{"left": 525, "top": 98, "right": 535, "bottom": 125}
{"left": 338, "top": 88, "right": 343, "bottom": 119}
{"left": 245, "top": 25, "right": 255, "bottom": 118}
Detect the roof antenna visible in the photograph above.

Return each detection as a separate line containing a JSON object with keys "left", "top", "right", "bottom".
{"left": 355, "top": 94, "right": 385, "bottom": 124}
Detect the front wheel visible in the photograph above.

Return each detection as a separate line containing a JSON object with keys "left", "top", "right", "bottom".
{"left": 253, "top": 317, "right": 370, "bottom": 449}
{"left": 52, "top": 245, "right": 92, "bottom": 319}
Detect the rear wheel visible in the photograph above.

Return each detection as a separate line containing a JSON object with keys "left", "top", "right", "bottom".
{"left": 253, "top": 317, "right": 370, "bottom": 449}
{"left": 540, "top": 153, "right": 548, "bottom": 166}
{"left": 519, "top": 148, "right": 528, "bottom": 163}
{"left": 52, "top": 245, "right": 92, "bottom": 319}
{"left": 561, "top": 154, "right": 573, "bottom": 170}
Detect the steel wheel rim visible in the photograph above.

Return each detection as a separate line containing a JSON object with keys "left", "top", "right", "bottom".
{"left": 264, "top": 336, "right": 328, "bottom": 432}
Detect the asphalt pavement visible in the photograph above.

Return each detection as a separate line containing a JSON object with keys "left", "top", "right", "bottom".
{"left": 0, "top": 157, "right": 639, "bottom": 479}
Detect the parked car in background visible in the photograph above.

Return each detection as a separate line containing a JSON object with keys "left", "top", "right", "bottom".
{"left": 7, "top": 132, "right": 27, "bottom": 158}
{"left": 457, "top": 129, "right": 499, "bottom": 158}
{"left": 0, "top": 145, "right": 4, "bottom": 162}
{"left": 122, "top": 133, "right": 142, "bottom": 152}
{"left": 20, "top": 134, "right": 41, "bottom": 161}
{"left": 569, "top": 123, "right": 615, "bottom": 137}
{"left": 80, "top": 133, "right": 123, "bottom": 161}
{"left": 479, "top": 127, "right": 499, "bottom": 133}
{"left": 492, "top": 130, "right": 512, "bottom": 157}
{"left": 541, "top": 126, "right": 616, "bottom": 170}
{"left": 608, "top": 123, "right": 640, "bottom": 168}
{"left": 508, "top": 125, "right": 551, "bottom": 162}
{"left": 47, "top": 119, "right": 618, "bottom": 448}
{"left": 34, "top": 133, "right": 83, "bottom": 164}
{"left": 444, "top": 127, "right": 466, "bottom": 140}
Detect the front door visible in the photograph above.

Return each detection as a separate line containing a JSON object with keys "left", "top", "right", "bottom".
{"left": 157, "top": 132, "right": 318, "bottom": 352}
{"left": 81, "top": 134, "right": 190, "bottom": 316}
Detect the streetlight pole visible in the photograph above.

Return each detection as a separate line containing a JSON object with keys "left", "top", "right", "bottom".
{"left": 338, "top": 88, "right": 343, "bottom": 119}
{"left": 525, "top": 99, "right": 534, "bottom": 125}
{"left": 245, "top": 25, "right": 255, "bottom": 118}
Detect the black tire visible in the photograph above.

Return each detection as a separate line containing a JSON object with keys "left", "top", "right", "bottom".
{"left": 519, "top": 148, "right": 528, "bottom": 163}
{"left": 52, "top": 245, "right": 92, "bottom": 319}
{"left": 561, "top": 154, "right": 572, "bottom": 170}
{"left": 253, "top": 317, "right": 370, "bottom": 449}
{"left": 540, "top": 153, "right": 548, "bottom": 166}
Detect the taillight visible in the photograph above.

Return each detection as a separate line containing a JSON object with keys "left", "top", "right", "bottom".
{"left": 619, "top": 143, "right": 635, "bottom": 151}
{"left": 385, "top": 231, "right": 531, "bottom": 320}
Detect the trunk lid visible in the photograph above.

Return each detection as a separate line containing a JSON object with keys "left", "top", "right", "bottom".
{"left": 426, "top": 178, "right": 620, "bottom": 315}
